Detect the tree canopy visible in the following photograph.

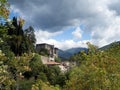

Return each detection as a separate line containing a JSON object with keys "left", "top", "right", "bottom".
{"left": 64, "top": 42, "right": 120, "bottom": 90}
{"left": 0, "top": 0, "right": 9, "bottom": 19}
{"left": 0, "top": 0, "right": 120, "bottom": 90}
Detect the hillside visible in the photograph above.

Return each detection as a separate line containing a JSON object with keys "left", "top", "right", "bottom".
{"left": 58, "top": 49, "right": 72, "bottom": 59}
{"left": 58, "top": 41, "right": 120, "bottom": 60}
{"left": 58, "top": 47, "right": 88, "bottom": 59}
{"left": 65, "top": 42, "right": 120, "bottom": 90}
{"left": 65, "top": 47, "right": 88, "bottom": 55}
{"left": 99, "top": 41, "right": 120, "bottom": 50}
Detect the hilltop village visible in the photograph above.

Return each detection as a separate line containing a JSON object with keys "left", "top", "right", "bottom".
{"left": 36, "top": 43, "right": 76, "bottom": 72}
{"left": 1, "top": 1, "right": 120, "bottom": 89}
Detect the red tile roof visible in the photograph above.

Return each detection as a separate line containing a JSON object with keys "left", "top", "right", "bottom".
{"left": 45, "top": 61, "right": 60, "bottom": 65}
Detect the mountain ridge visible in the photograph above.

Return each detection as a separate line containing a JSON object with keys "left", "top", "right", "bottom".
{"left": 99, "top": 41, "right": 120, "bottom": 50}
{"left": 58, "top": 41, "right": 120, "bottom": 60}
{"left": 58, "top": 47, "right": 88, "bottom": 59}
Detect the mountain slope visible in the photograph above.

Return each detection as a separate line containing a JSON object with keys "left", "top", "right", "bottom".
{"left": 58, "top": 49, "right": 72, "bottom": 60}
{"left": 58, "top": 41, "right": 120, "bottom": 60}
{"left": 58, "top": 47, "right": 88, "bottom": 60}
{"left": 99, "top": 41, "right": 120, "bottom": 50}
{"left": 65, "top": 48, "right": 88, "bottom": 55}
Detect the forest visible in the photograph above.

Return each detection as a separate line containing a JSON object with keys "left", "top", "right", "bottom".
{"left": 0, "top": 0, "right": 120, "bottom": 90}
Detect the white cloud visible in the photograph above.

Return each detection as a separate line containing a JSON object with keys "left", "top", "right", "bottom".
{"left": 35, "top": 30, "right": 88, "bottom": 50}
{"left": 9, "top": 0, "right": 120, "bottom": 48}
{"left": 72, "top": 27, "right": 83, "bottom": 39}
{"left": 40, "top": 39, "right": 89, "bottom": 50}
{"left": 91, "top": 10, "right": 120, "bottom": 47}
{"left": 35, "top": 29, "right": 63, "bottom": 43}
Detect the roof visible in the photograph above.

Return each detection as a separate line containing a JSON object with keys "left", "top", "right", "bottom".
{"left": 36, "top": 43, "right": 53, "bottom": 46}
{"left": 45, "top": 61, "right": 60, "bottom": 65}
{"left": 36, "top": 43, "right": 58, "bottom": 49}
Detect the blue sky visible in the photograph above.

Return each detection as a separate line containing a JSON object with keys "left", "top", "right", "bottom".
{"left": 51, "top": 26, "right": 91, "bottom": 41}
{"left": 9, "top": 11, "right": 90, "bottom": 42}
{"left": 52, "top": 27, "right": 74, "bottom": 41}
{"left": 8, "top": 0, "right": 120, "bottom": 50}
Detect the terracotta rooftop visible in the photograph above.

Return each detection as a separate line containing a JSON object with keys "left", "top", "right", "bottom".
{"left": 45, "top": 61, "right": 60, "bottom": 65}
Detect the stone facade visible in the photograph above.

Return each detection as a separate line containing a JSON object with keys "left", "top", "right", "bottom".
{"left": 36, "top": 43, "right": 58, "bottom": 61}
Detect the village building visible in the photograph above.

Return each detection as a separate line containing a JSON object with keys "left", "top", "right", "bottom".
{"left": 36, "top": 43, "right": 72, "bottom": 72}
{"left": 36, "top": 43, "right": 58, "bottom": 61}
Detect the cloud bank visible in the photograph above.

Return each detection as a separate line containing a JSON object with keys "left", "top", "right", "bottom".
{"left": 9, "top": 0, "right": 120, "bottom": 49}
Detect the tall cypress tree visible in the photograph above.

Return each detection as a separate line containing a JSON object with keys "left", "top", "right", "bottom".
{"left": 24, "top": 26, "right": 36, "bottom": 53}
{"left": 6, "top": 17, "right": 36, "bottom": 56}
{"left": 7, "top": 17, "right": 24, "bottom": 56}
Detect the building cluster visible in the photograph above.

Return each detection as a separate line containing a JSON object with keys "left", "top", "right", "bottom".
{"left": 36, "top": 43, "right": 72, "bottom": 72}
{"left": 36, "top": 43, "right": 58, "bottom": 61}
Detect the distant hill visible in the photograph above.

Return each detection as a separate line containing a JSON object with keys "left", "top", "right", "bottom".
{"left": 58, "top": 49, "right": 72, "bottom": 60}
{"left": 58, "top": 41, "right": 120, "bottom": 60}
{"left": 58, "top": 47, "right": 88, "bottom": 60}
{"left": 65, "top": 48, "right": 88, "bottom": 55}
{"left": 99, "top": 41, "right": 120, "bottom": 50}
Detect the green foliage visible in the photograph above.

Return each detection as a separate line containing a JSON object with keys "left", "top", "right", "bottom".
{"left": 6, "top": 17, "right": 25, "bottom": 56}
{"left": 18, "top": 79, "right": 34, "bottom": 90}
{"left": 39, "top": 48, "right": 49, "bottom": 56}
{"left": 105, "top": 41, "right": 120, "bottom": 60}
{"left": 4, "top": 53, "right": 33, "bottom": 90}
{"left": 30, "top": 54, "right": 43, "bottom": 76}
{"left": 0, "top": 50, "right": 15, "bottom": 90}
{"left": 37, "top": 72, "right": 47, "bottom": 82}
{"left": 1, "top": 2, "right": 119, "bottom": 89}
{"left": 46, "top": 66, "right": 61, "bottom": 85}
{"left": 56, "top": 74, "right": 67, "bottom": 87}
{"left": 5, "top": 17, "right": 36, "bottom": 56}
{"left": 70, "top": 50, "right": 87, "bottom": 66}
{"left": 32, "top": 79, "right": 60, "bottom": 90}
{"left": 87, "top": 42, "right": 98, "bottom": 54}
{"left": 55, "top": 57, "right": 61, "bottom": 63}
{"left": 0, "top": 23, "right": 15, "bottom": 61}
{"left": 0, "top": 2, "right": 65, "bottom": 89}
{"left": 0, "top": 24, "right": 8, "bottom": 38}
{"left": 24, "top": 26, "right": 36, "bottom": 53}
{"left": 0, "top": 0, "right": 9, "bottom": 19}
{"left": 64, "top": 43, "right": 120, "bottom": 90}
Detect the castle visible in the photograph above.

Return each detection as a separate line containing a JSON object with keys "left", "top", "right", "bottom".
{"left": 36, "top": 43, "right": 72, "bottom": 72}
{"left": 36, "top": 43, "right": 58, "bottom": 61}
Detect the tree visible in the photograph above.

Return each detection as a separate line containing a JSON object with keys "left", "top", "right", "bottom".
{"left": 105, "top": 41, "right": 120, "bottom": 60}
{"left": 7, "top": 17, "right": 25, "bottom": 56}
{"left": 46, "top": 66, "right": 61, "bottom": 85}
{"left": 0, "top": 0, "right": 12, "bottom": 58}
{"left": 6, "top": 17, "right": 36, "bottom": 56}
{"left": 29, "top": 54, "right": 43, "bottom": 78}
{"left": 0, "top": 0, "right": 9, "bottom": 19}
{"left": 70, "top": 50, "right": 87, "bottom": 66}
{"left": 7, "top": 53, "right": 32, "bottom": 90}
{"left": 32, "top": 79, "right": 60, "bottom": 90}
{"left": 38, "top": 48, "right": 49, "bottom": 56}
{"left": 24, "top": 26, "right": 36, "bottom": 53}
{"left": 64, "top": 43, "right": 120, "bottom": 90}
{"left": 0, "top": 50, "right": 15, "bottom": 90}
